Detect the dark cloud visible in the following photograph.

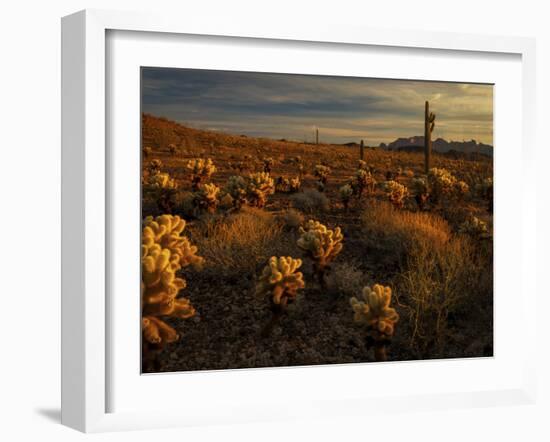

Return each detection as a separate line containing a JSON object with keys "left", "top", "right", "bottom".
{"left": 141, "top": 67, "right": 493, "bottom": 145}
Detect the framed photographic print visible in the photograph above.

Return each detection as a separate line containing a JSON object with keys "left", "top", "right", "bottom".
{"left": 61, "top": 9, "right": 537, "bottom": 432}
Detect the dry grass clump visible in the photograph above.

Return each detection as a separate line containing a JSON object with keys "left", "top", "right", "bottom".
{"left": 280, "top": 209, "right": 304, "bottom": 230}
{"left": 190, "top": 207, "right": 294, "bottom": 276}
{"left": 361, "top": 200, "right": 451, "bottom": 258}
{"left": 290, "top": 189, "right": 329, "bottom": 213}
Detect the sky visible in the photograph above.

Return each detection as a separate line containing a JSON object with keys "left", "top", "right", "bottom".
{"left": 141, "top": 67, "right": 493, "bottom": 146}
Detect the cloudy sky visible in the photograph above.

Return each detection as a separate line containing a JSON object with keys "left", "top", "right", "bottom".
{"left": 141, "top": 67, "right": 493, "bottom": 146}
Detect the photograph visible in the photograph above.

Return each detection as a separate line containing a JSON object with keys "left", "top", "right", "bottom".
{"left": 140, "top": 67, "right": 494, "bottom": 373}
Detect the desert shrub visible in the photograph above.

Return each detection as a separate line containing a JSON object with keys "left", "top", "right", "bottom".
{"left": 191, "top": 207, "right": 294, "bottom": 276}
{"left": 326, "top": 262, "right": 365, "bottom": 297}
{"left": 396, "top": 234, "right": 490, "bottom": 354}
{"left": 280, "top": 209, "right": 304, "bottom": 230}
{"left": 290, "top": 189, "right": 329, "bottom": 213}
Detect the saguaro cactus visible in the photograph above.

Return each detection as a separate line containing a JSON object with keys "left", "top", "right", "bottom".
{"left": 424, "top": 101, "right": 436, "bottom": 174}
{"left": 360, "top": 139, "right": 365, "bottom": 160}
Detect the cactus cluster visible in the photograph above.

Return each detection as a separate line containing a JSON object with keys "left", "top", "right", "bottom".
{"left": 275, "top": 176, "right": 301, "bottom": 193}
{"left": 351, "top": 168, "right": 376, "bottom": 198}
{"left": 256, "top": 256, "right": 305, "bottom": 306}
{"left": 225, "top": 175, "right": 248, "bottom": 208}
{"left": 314, "top": 165, "right": 331, "bottom": 192}
{"left": 339, "top": 184, "right": 353, "bottom": 210}
{"left": 141, "top": 215, "right": 203, "bottom": 349}
{"left": 193, "top": 183, "right": 220, "bottom": 213}
{"left": 246, "top": 172, "right": 275, "bottom": 208}
{"left": 350, "top": 284, "right": 399, "bottom": 361}
{"left": 263, "top": 157, "right": 274, "bottom": 173}
{"left": 187, "top": 158, "right": 217, "bottom": 190}
{"left": 458, "top": 216, "right": 489, "bottom": 238}
{"left": 297, "top": 220, "right": 343, "bottom": 287}
{"left": 383, "top": 180, "right": 408, "bottom": 209}
{"left": 350, "top": 284, "right": 399, "bottom": 337}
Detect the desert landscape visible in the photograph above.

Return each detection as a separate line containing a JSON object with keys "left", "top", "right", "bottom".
{"left": 140, "top": 70, "right": 493, "bottom": 373}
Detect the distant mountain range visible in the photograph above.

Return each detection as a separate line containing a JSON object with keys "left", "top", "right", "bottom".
{"left": 379, "top": 136, "right": 493, "bottom": 157}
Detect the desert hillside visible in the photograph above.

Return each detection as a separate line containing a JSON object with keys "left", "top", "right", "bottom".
{"left": 141, "top": 113, "right": 493, "bottom": 373}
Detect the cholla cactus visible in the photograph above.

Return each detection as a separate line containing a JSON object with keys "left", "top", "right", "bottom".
{"left": 141, "top": 215, "right": 203, "bottom": 370}
{"left": 256, "top": 256, "right": 305, "bottom": 337}
{"left": 352, "top": 169, "right": 376, "bottom": 198}
{"left": 225, "top": 175, "right": 247, "bottom": 209}
{"left": 314, "top": 165, "right": 331, "bottom": 188}
{"left": 168, "top": 143, "right": 178, "bottom": 154}
{"left": 411, "top": 177, "right": 429, "bottom": 210}
{"left": 459, "top": 216, "right": 489, "bottom": 238}
{"left": 339, "top": 184, "right": 353, "bottom": 210}
{"left": 475, "top": 177, "right": 493, "bottom": 213}
{"left": 289, "top": 177, "right": 301, "bottom": 193}
{"left": 275, "top": 176, "right": 290, "bottom": 193}
{"left": 187, "top": 158, "right": 217, "bottom": 190}
{"left": 193, "top": 183, "right": 220, "bottom": 214}
{"left": 350, "top": 284, "right": 399, "bottom": 361}
{"left": 246, "top": 172, "right": 275, "bottom": 208}
{"left": 146, "top": 159, "right": 163, "bottom": 175}
{"left": 297, "top": 220, "right": 343, "bottom": 287}
{"left": 358, "top": 159, "right": 368, "bottom": 170}
{"left": 142, "top": 215, "right": 204, "bottom": 269}
{"left": 142, "top": 165, "right": 178, "bottom": 214}
{"left": 428, "top": 167, "right": 456, "bottom": 203}
{"left": 453, "top": 180, "right": 470, "bottom": 200}
{"left": 263, "top": 157, "right": 274, "bottom": 173}
{"left": 383, "top": 180, "right": 408, "bottom": 209}
{"left": 143, "top": 146, "right": 153, "bottom": 158}
{"left": 256, "top": 256, "right": 305, "bottom": 306}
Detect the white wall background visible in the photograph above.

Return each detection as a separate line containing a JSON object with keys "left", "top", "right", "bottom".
{"left": 0, "top": 1, "right": 547, "bottom": 441}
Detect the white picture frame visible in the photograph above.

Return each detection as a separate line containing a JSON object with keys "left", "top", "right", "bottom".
{"left": 61, "top": 9, "right": 537, "bottom": 433}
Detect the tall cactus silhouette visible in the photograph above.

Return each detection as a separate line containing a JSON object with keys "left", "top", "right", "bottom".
{"left": 424, "top": 101, "right": 436, "bottom": 174}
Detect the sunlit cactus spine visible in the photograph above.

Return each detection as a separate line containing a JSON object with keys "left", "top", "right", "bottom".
{"left": 350, "top": 284, "right": 399, "bottom": 361}
{"left": 297, "top": 220, "right": 344, "bottom": 288}
{"left": 339, "top": 184, "right": 353, "bottom": 211}
{"left": 246, "top": 172, "right": 275, "bottom": 208}
{"left": 141, "top": 215, "right": 203, "bottom": 371}
{"left": 187, "top": 158, "right": 217, "bottom": 191}
{"left": 383, "top": 180, "right": 408, "bottom": 209}
{"left": 256, "top": 256, "right": 305, "bottom": 337}
{"left": 193, "top": 183, "right": 220, "bottom": 214}
{"left": 225, "top": 175, "right": 248, "bottom": 209}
